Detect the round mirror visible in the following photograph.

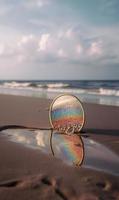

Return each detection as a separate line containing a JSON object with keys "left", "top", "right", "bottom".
{"left": 49, "top": 94, "right": 85, "bottom": 134}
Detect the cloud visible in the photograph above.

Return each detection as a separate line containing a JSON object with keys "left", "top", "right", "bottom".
{"left": 76, "top": 44, "right": 83, "bottom": 55}
{"left": 38, "top": 34, "right": 50, "bottom": 51}
{"left": 0, "top": 19, "right": 119, "bottom": 80}
{"left": 17, "top": 34, "right": 37, "bottom": 51}
{"left": 65, "top": 28, "right": 74, "bottom": 39}
{"left": 0, "top": 0, "right": 118, "bottom": 80}
{"left": 0, "top": 25, "right": 119, "bottom": 67}
{"left": 58, "top": 48, "right": 67, "bottom": 58}
{"left": 0, "top": 44, "right": 5, "bottom": 55}
{"left": 88, "top": 41, "right": 102, "bottom": 56}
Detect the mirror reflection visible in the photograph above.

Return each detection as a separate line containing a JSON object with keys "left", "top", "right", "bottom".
{"left": 1, "top": 128, "right": 119, "bottom": 175}
{"left": 2, "top": 128, "right": 84, "bottom": 166}
{"left": 52, "top": 131, "right": 84, "bottom": 166}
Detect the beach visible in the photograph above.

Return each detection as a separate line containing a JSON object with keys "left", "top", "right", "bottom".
{"left": 0, "top": 94, "right": 119, "bottom": 200}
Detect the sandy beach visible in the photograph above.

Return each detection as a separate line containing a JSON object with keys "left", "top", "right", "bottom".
{"left": 0, "top": 94, "right": 119, "bottom": 200}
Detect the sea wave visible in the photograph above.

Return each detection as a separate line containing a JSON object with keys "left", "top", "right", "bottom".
{"left": 47, "top": 88, "right": 119, "bottom": 97}
{"left": 0, "top": 81, "right": 119, "bottom": 97}
{"left": 0, "top": 81, "right": 69, "bottom": 89}
{"left": 99, "top": 88, "right": 119, "bottom": 96}
{"left": 2, "top": 81, "right": 30, "bottom": 89}
{"left": 46, "top": 83, "right": 69, "bottom": 88}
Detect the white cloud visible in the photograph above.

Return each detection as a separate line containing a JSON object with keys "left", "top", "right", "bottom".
{"left": 17, "top": 34, "right": 38, "bottom": 62}
{"left": 0, "top": 44, "right": 5, "bottom": 55}
{"left": 88, "top": 41, "right": 102, "bottom": 56}
{"left": 0, "top": 0, "right": 118, "bottom": 80}
{"left": 0, "top": 25, "right": 119, "bottom": 69}
{"left": 76, "top": 44, "right": 83, "bottom": 55}
{"left": 38, "top": 33, "right": 50, "bottom": 51}
{"left": 58, "top": 48, "right": 67, "bottom": 58}
{"left": 58, "top": 28, "right": 75, "bottom": 39}
{"left": 65, "top": 28, "right": 73, "bottom": 39}
{"left": 18, "top": 34, "right": 35, "bottom": 46}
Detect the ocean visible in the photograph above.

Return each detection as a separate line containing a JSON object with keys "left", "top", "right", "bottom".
{"left": 0, "top": 80, "right": 119, "bottom": 106}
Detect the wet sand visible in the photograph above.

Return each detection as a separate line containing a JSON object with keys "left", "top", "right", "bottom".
{"left": 0, "top": 94, "right": 119, "bottom": 199}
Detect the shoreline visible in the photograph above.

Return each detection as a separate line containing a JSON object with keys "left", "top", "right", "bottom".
{"left": 0, "top": 85, "right": 119, "bottom": 107}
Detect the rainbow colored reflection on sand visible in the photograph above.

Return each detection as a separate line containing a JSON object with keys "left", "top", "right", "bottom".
{"left": 50, "top": 95, "right": 84, "bottom": 133}
{"left": 52, "top": 132, "right": 84, "bottom": 166}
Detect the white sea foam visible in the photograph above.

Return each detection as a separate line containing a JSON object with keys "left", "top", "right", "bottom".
{"left": 47, "top": 87, "right": 119, "bottom": 97}
{"left": 3, "top": 81, "right": 30, "bottom": 89}
{"left": 99, "top": 88, "right": 119, "bottom": 96}
{"left": 1, "top": 81, "right": 69, "bottom": 89}
{"left": 46, "top": 83, "right": 69, "bottom": 88}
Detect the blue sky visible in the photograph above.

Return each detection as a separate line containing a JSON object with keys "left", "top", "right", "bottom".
{"left": 0, "top": 0, "right": 119, "bottom": 80}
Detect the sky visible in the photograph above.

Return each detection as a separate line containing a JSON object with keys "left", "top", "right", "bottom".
{"left": 0, "top": 0, "right": 119, "bottom": 80}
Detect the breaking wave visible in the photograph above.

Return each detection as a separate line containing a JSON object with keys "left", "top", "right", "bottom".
{"left": 0, "top": 81, "right": 119, "bottom": 97}
{"left": 0, "top": 81, "right": 69, "bottom": 89}
{"left": 99, "top": 88, "right": 119, "bottom": 96}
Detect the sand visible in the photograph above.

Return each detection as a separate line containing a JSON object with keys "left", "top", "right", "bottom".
{"left": 0, "top": 94, "right": 119, "bottom": 200}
